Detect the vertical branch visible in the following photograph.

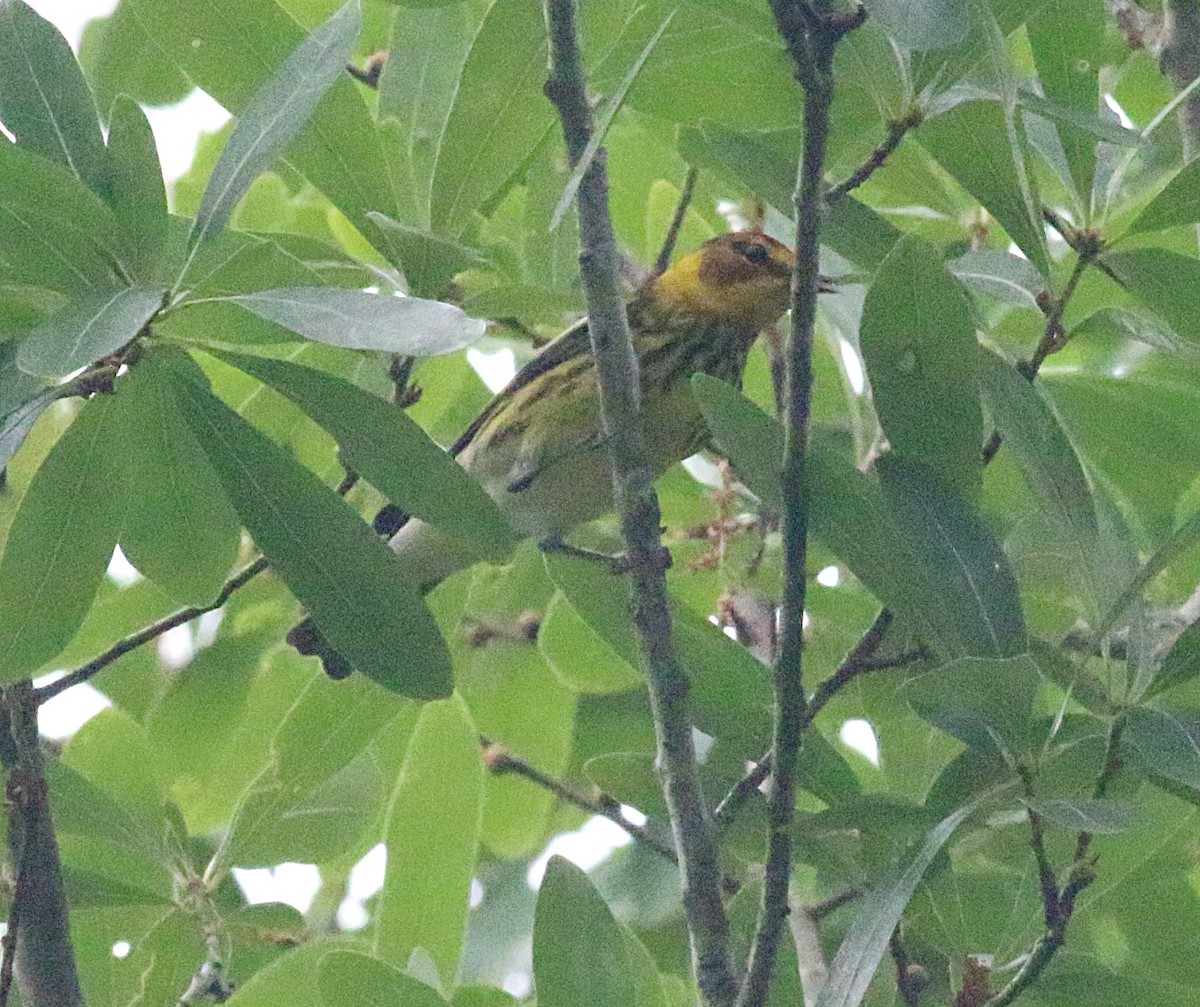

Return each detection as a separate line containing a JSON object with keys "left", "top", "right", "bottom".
{"left": 542, "top": 3, "right": 736, "bottom": 1004}
{"left": 739, "top": 6, "right": 865, "bottom": 1007}
{"left": 0, "top": 684, "right": 83, "bottom": 1007}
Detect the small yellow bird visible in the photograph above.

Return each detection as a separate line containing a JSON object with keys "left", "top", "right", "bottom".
{"left": 292, "top": 230, "right": 803, "bottom": 671}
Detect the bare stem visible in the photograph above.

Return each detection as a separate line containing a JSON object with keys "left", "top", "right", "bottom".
{"left": 825, "top": 106, "right": 922, "bottom": 205}
{"left": 543, "top": 3, "right": 735, "bottom": 1003}
{"left": 739, "top": 6, "right": 865, "bottom": 1007}
{"left": 653, "top": 166, "right": 700, "bottom": 277}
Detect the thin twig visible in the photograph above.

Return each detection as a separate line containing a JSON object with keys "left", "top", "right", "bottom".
{"left": 543, "top": 3, "right": 736, "bottom": 1003}
{"left": 805, "top": 648, "right": 928, "bottom": 723}
{"left": 739, "top": 7, "right": 866, "bottom": 1007}
{"left": 653, "top": 166, "right": 700, "bottom": 277}
{"left": 483, "top": 740, "right": 678, "bottom": 862}
{"left": 825, "top": 107, "right": 922, "bottom": 205}
{"left": 34, "top": 558, "right": 268, "bottom": 704}
{"left": 888, "top": 929, "right": 922, "bottom": 1007}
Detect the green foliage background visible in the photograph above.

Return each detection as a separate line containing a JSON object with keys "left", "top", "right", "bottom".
{"left": 1, "top": 0, "right": 1199, "bottom": 1005}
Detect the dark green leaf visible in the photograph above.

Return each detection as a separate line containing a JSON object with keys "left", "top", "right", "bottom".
{"left": 877, "top": 455, "right": 1027, "bottom": 658}
{"left": 814, "top": 804, "right": 975, "bottom": 1007}
{"left": 859, "top": 236, "right": 982, "bottom": 490}
{"left": 104, "top": 96, "right": 169, "bottom": 279}
{"left": 225, "top": 287, "right": 485, "bottom": 354}
{"left": 692, "top": 372, "right": 783, "bottom": 508}
{"left": 904, "top": 655, "right": 1042, "bottom": 758}
{"left": 116, "top": 352, "right": 241, "bottom": 605}
{"left": 0, "top": 396, "right": 129, "bottom": 680}
{"left": 1103, "top": 249, "right": 1200, "bottom": 348}
{"left": 375, "top": 697, "right": 484, "bottom": 981}
{"left": 533, "top": 857, "right": 633, "bottom": 1007}
{"left": 368, "top": 213, "right": 488, "bottom": 299}
{"left": 948, "top": 250, "right": 1047, "bottom": 309}
{"left": 430, "top": 0, "right": 554, "bottom": 234}
{"left": 17, "top": 287, "right": 164, "bottom": 379}
{"left": 1101, "top": 506, "right": 1200, "bottom": 636}
{"left": 318, "top": 951, "right": 447, "bottom": 1007}
{"left": 1123, "top": 707, "right": 1200, "bottom": 793}
{"left": 919, "top": 99, "right": 1049, "bottom": 276}
{"left": 213, "top": 351, "right": 513, "bottom": 557}
{"left": 1069, "top": 306, "right": 1184, "bottom": 354}
{"left": 1127, "top": 157, "right": 1200, "bottom": 235}
{"left": 1154, "top": 620, "right": 1200, "bottom": 697}
{"left": 189, "top": 1, "right": 361, "bottom": 248}
{"left": 0, "top": 0, "right": 106, "bottom": 194}
{"left": 163, "top": 367, "right": 452, "bottom": 698}
{"left": 0, "top": 341, "right": 53, "bottom": 469}
{"left": 1024, "top": 798, "right": 1141, "bottom": 834}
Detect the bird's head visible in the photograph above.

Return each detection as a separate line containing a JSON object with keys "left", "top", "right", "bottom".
{"left": 649, "top": 230, "right": 796, "bottom": 331}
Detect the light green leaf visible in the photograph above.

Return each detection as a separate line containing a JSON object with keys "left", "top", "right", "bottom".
{"left": 430, "top": 0, "right": 555, "bottom": 233}
{"left": 861, "top": 0, "right": 971, "bottom": 51}
{"left": 1153, "top": 620, "right": 1200, "bottom": 697}
{"left": 1123, "top": 707, "right": 1200, "bottom": 794}
{"left": 859, "top": 236, "right": 982, "bottom": 491}
{"left": 164, "top": 367, "right": 453, "bottom": 699}
{"left": 813, "top": 804, "right": 975, "bottom": 1007}
{"left": 1100, "top": 506, "right": 1200, "bottom": 636}
{"left": 213, "top": 351, "right": 513, "bottom": 557}
{"left": 1024, "top": 798, "right": 1142, "bottom": 834}
{"left": 104, "top": 96, "right": 170, "bottom": 278}
{"left": 948, "top": 249, "right": 1047, "bottom": 309}
{"left": 224, "top": 287, "right": 485, "bottom": 354}
{"left": 318, "top": 950, "right": 447, "bottom": 1007}
{"left": 538, "top": 590, "right": 641, "bottom": 695}
{"left": 116, "top": 352, "right": 241, "bottom": 605}
{"left": 0, "top": 396, "right": 129, "bottom": 680}
{"left": 0, "top": 0, "right": 106, "bottom": 193}
{"left": 368, "top": 213, "right": 488, "bottom": 299}
{"left": 374, "top": 697, "right": 484, "bottom": 982}
{"left": 17, "top": 287, "right": 164, "bottom": 379}
{"left": 1103, "top": 248, "right": 1200, "bottom": 348}
{"left": 1127, "top": 157, "right": 1200, "bottom": 235}
{"left": 189, "top": 1, "right": 361, "bottom": 249}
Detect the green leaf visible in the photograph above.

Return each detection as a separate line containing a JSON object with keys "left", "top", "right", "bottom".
{"left": 1, "top": 341, "right": 55, "bottom": 469}
{"left": 0, "top": 140, "right": 128, "bottom": 292}
{"left": 538, "top": 591, "right": 641, "bottom": 694}
{"left": 1153, "top": 619, "right": 1200, "bottom": 697}
{"left": 860, "top": 0, "right": 970, "bottom": 51}
{"left": 430, "top": 0, "right": 555, "bottom": 234}
{"left": 976, "top": 347, "right": 1116, "bottom": 624}
{"left": 104, "top": 96, "right": 170, "bottom": 279}
{"left": 374, "top": 697, "right": 484, "bottom": 982}
{"left": 189, "top": 1, "right": 361, "bottom": 249}
{"left": 368, "top": 213, "right": 488, "bottom": 299}
{"left": 859, "top": 236, "right": 982, "bottom": 491}
{"left": 0, "top": 0, "right": 106, "bottom": 194}
{"left": 0, "top": 397, "right": 129, "bottom": 680}
{"left": 692, "top": 372, "right": 783, "bottom": 508}
{"left": 533, "top": 857, "right": 634, "bottom": 1007}
{"left": 1123, "top": 707, "right": 1200, "bottom": 793}
{"left": 377, "top": 3, "right": 477, "bottom": 223}
{"left": 1102, "top": 249, "right": 1200, "bottom": 348}
{"left": 163, "top": 367, "right": 453, "bottom": 699}
{"left": 1069, "top": 306, "right": 1184, "bottom": 354}
{"left": 550, "top": 12, "right": 675, "bottom": 231}
{"left": 17, "top": 287, "right": 164, "bottom": 379}
{"left": 1100, "top": 506, "right": 1200, "bottom": 636}
{"left": 904, "top": 655, "right": 1042, "bottom": 758}
{"left": 947, "top": 250, "right": 1047, "bottom": 309}
{"left": 1024, "top": 798, "right": 1141, "bottom": 834}
{"left": 213, "top": 351, "right": 513, "bottom": 557}
{"left": 1126, "top": 156, "right": 1200, "bottom": 235}
{"left": 878, "top": 455, "right": 1027, "bottom": 658}
{"left": 116, "top": 352, "right": 241, "bottom": 605}
{"left": 813, "top": 804, "right": 975, "bottom": 1007}
{"left": 224, "top": 288, "right": 485, "bottom": 354}
{"left": 919, "top": 99, "right": 1049, "bottom": 277}
{"left": 78, "top": 3, "right": 191, "bottom": 114}
{"left": 318, "top": 950, "right": 447, "bottom": 1007}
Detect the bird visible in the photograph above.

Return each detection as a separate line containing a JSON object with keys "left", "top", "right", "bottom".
{"left": 290, "top": 229, "right": 812, "bottom": 674}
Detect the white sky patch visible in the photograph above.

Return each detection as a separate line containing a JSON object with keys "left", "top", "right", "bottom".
{"left": 25, "top": 0, "right": 117, "bottom": 50}
{"left": 1104, "top": 93, "right": 1135, "bottom": 129}
{"left": 840, "top": 718, "right": 880, "bottom": 766}
{"left": 838, "top": 338, "right": 865, "bottom": 395}
{"left": 111, "top": 940, "right": 132, "bottom": 959}
{"left": 468, "top": 347, "right": 517, "bottom": 393}
{"left": 234, "top": 863, "right": 321, "bottom": 914}
{"left": 35, "top": 674, "right": 111, "bottom": 739}
{"left": 145, "top": 89, "right": 231, "bottom": 184}
{"left": 526, "top": 816, "right": 632, "bottom": 888}
{"left": 106, "top": 546, "right": 142, "bottom": 587}
{"left": 816, "top": 564, "right": 841, "bottom": 587}
{"left": 337, "top": 843, "right": 386, "bottom": 931}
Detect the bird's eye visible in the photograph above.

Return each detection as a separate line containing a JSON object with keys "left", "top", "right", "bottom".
{"left": 736, "top": 243, "right": 772, "bottom": 265}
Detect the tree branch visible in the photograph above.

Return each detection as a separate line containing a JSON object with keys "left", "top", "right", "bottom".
{"left": 35, "top": 557, "right": 268, "bottom": 704}
{"left": 653, "top": 166, "right": 700, "bottom": 277}
{"left": 543, "top": 3, "right": 736, "bottom": 1003}
{"left": 482, "top": 740, "right": 678, "bottom": 862}
{"left": 825, "top": 106, "right": 922, "bottom": 205}
{"left": 0, "top": 684, "right": 83, "bottom": 1007}
{"left": 739, "top": 6, "right": 865, "bottom": 1007}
